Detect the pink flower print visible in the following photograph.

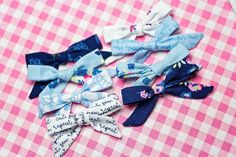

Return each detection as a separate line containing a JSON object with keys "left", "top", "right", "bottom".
{"left": 130, "top": 25, "right": 136, "bottom": 32}
{"left": 188, "top": 83, "right": 202, "bottom": 91}
{"left": 140, "top": 90, "right": 150, "bottom": 98}
{"left": 154, "top": 85, "right": 164, "bottom": 94}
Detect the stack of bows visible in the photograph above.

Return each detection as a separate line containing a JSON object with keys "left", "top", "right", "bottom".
{"left": 26, "top": 34, "right": 111, "bottom": 99}
{"left": 121, "top": 59, "right": 214, "bottom": 126}
{"left": 46, "top": 94, "right": 122, "bottom": 157}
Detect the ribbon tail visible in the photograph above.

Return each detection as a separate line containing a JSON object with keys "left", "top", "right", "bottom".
{"left": 29, "top": 81, "right": 51, "bottom": 99}
{"left": 51, "top": 127, "right": 81, "bottom": 157}
{"left": 90, "top": 115, "right": 122, "bottom": 138}
{"left": 123, "top": 95, "right": 158, "bottom": 127}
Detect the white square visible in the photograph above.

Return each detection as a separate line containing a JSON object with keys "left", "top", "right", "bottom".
{"left": 192, "top": 138, "right": 204, "bottom": 149}
{"left": 6, "top": 95, "right": 16, "bottom": 104}
{"left": 7, "top": 133, "right": 17, "bottom": 143}
{"left": 137, "top": 134, "right": 148, "bottom": 144}
{"left": 22, "top": 139, "right": 32, "bottom": 149}
{"left": 209, "top": 145, "right": 220, "bottom": 156}
{"left": 216, "top": 130, "right": 227, "bottom": 141}
{"left": 200, "top": 123, "right": 211, "bottom": 133}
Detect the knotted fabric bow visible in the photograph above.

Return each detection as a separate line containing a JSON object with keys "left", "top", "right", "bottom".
{"left": 116, "top": 44, "right": 189, "bottom": 85}
{"left": 27, "top": 49, "right": 105, "bottom": 118}
{"left": 41, "top": 69, "right": 113, "bottom": 116}
{"left": 121, "top": 59, "right": 214, "bottom": 126}
{"left": 46, "top": 94, "right": 122, "bottom": 157}
{"left": 26, "top": 34, "right": 111, "bottom": 99}
{"left": 103, "top": 1, "right": 172, "bottom": 43}
{"left": 111, "top": 15, "right": 203, "bottom": 64}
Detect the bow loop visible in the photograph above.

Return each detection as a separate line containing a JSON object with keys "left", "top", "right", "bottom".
{"left": 103, "top": 1, "right": 172, "bottom": 43}
{"left": 46, "top": 94, "right": 122, "bottom": 157}
{"left": 57, "top": 69, "right": 74, "bottom": 81}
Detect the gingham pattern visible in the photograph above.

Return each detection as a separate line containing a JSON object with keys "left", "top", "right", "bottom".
{"left": 0, "top": 0, "right": 236, "bottom": 156}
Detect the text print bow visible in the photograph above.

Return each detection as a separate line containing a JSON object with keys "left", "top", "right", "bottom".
{"left": 103, "top": 1, "right": 172, "bottom": 43}
{"left": 25, "top": 34, "right": 111, "bottom": 99}
{"left": 41, "top": 70, "right": 113, "bottom": 116}
{"left": 46, "top": 94, "right": 122, "bottom": 157}
{"left": 116, "top": 44, "right": 189, "bottom": 85}
{"left": 121, "top": 59, "right": 214, "bottom": 126}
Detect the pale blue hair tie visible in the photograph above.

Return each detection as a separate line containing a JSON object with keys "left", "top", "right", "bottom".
{"left": 41, "top": 69, "right": 113, "bottom": 117}
{"left": 112, "top": 16, "right": 203, "bottom": 64}
{"left": 116, "top": 44, "right": 189, "bottom": 85}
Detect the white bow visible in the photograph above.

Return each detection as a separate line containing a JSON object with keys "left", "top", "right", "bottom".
{"left": 103, "top": 1, "right": 172, "bottom": 43}
{"left": 46, "top": 94, "right": 122, "bottom": 157}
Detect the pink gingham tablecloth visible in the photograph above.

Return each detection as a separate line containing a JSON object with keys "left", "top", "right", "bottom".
{"left": 0, "top": 0, "right": 236, "bottom": 156}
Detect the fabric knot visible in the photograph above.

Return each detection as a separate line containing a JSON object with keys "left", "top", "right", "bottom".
{"left": 53, "top": 52, "right": 68, "bottom": 63}
{"left": 131, "top": 23, "right": 144, "bottom": 36}
{"left": 57, "top": 69, "right": 74, "bottom": 81}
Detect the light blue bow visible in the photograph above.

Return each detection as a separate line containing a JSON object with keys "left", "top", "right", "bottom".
{"left": 27, "top": 49, "right": 105, "bottom": 118}
{"left": 116, "top": 44, "right": 189, "bottom": 85}
{"left": 41, "top": 70, "right": 113, "bottom": 116}
{"left": 111, "top": 16, "right": 203, "bottom": 64}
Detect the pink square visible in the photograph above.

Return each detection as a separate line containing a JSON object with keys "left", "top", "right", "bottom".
{"left": 211, "top": 31, "right": 220, "bottom": 39}
{"left": 166, "top": 136, "right": 175, "bottom": 146}
{"left": 180, "top": 18, "right": 189, "bottom": 27}
{"left": 69, "top": 24, "right": 77, "bottom": 32}
{"left": 182, "top": 143, "right": 192, "bottom": 154}
{"left": 217, "top": 16, "right": 226, "bottom": 25}
{"left": 150, "top": 130, "right": 159, "bottom": 139}
{"left": 11, "top": 69, "right": 20, "bottom": 78}
{"left": 26, "top": 112, "right": 35, "bottom": 121}
{"left": 10, "top": 106, "right": 20, "bottom": 115}
{"left": 90, "top": 17, "right": 99, "bottom": 25}
{"left": 3, "top": 48, "right": 12, "bottom": 57}
{"left": 188, "top": 128, "right": 199, "bottom": 137}
{"left": 32, "top": 26, "right": 41, "bottom": 34}
{"left": 227, "top": 37, "right": 236, "bottom": 46}
{"left": 10, "top": 1, "right": 19, "bottom": 8}
{"left": 231, "top": 72, "right": 236, "bottom": 81}
{"left": 18, "top": 20, "right": 27, "bottom": 28}
{"left": 97, "top": 2, "right": 106, "bottom": 11}
{"left": 87, "top": 140, "right": 97, "bottom": 149}
{"left": 4, "top": 84, "right": 13, "bottom": 93}
{"left": 25, "top": 40, "right": 34, "bottom": 49}
{"left": 134, "top": 1, "right": 143, "bottom": 9}
{"left": 179, "top": 105, "right": 189, "bottom": 115}
{"left": 19, "top": 128, "right": 28, "bottom": 138}
{"left": 126, "top": 138, "right": 136, "bottom": 148}
{"left": 11, "top": 34, "right": 20, "bottom": 42}
{"left": 47, "top": 32, "right": 56, "bottom": 40}
{"left": 202, "top": 11, "right": 211, "bottom": 19}
{"left": 76, "top": 10, "right": 84, "bottom": 18}
{"left": 228, "top": 126, "right": 236, "bottom": 136}
{"left": 215, "top": 66, "right": 224, "bottom": 75}
{"left": 33, "top": 135, "right": 43, "bottom": 145}
{"left": 127, "top": 15, "right": 136, "bottom": 23}
{"left": 3, "top": 15, "right": 12, "bottom": 23}
{"left": 205, "top": 134, "right": 215, "bottom": 144}
{"left": 221, "top": 142, "right": 231, "bottom": 152}
{"left": 0, "top": 28, "right": 4, "bottom": 36}
{"left": 112, "top": 9, "right": 121, "bottom": 17}
{"left": 225, "top": 88, "right": 234, "bottom": 97}
{"left": 199, "top": 151, "right": 208, "bottom": 157}
{"left": 25, "top": 6, "right": 33, "bottom": 14}
{"left": 156, "top": 114, "right": 166, "bottom": 123}
{"left": 18, "top": 91, "right": 27, "bottom": 100}
{"left": 11, "top": 144, "right": 21, "bottom": 154}
{"left": 218, "top": 103, "right": 228, "bottom": 113}
{"left": 103, "top": 147, "right": 113, "bottom": 156}
{"left": 196, "top": 25, "right": 205, "bottom": 32}
{"left": 171, "top": 0, "right": 180, "bottom": 7}
{"left": 0, "top": 100, "right": 4, "bottom": 109}
{"left": 142, "top": 145, "right": 152, "bottom": 155}
{"left": 205, "top": 45, "right": 215, "bottom": 53}
{"left": 186, "top": 5, "right": 195, "bottom": 13}
{"left": 196, "top": 112, "right": 205, "bottom": 121}
{"left": 26, "top": 150, "right": 36, "bottom": 157}
{"left": 221, "top": 52, "right": 230, "bottom": 60}
{"left": 212, "top": 118, "right": 221, "bottom": 129}
{"left": 39, "top": 12, "right": 48, "bottom": 20}
{"left": 173, "top": 120, "right": 182, "bottom": 130}
{"left": 0, "top": 137, "right": 5, "bottom": 147}
{"left": 54, "top": 18, "right": 62, "bottom": 26}
{"left": 208, "top": 0, "right": 216, "bottom": 5}
{"left": 3, "top": 121, "right": 13, "bottom": 131}
{"left": 61, "top": 4, "right": 69, "bottom": 12}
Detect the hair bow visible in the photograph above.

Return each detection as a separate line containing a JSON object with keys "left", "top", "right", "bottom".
{"left": 110, "top": 15, "right": 203, "bottom": 64}
{"left": 46, "top": 94, "right": 122, "bottom": 157}
{"left": 41, "top": 70, "right": 113, "bottom": 117}
{"left": 27, "top": 50, "right": 105, "bottom": 118}
{"left": 103, "top": 1, "right": 172, "bottom": 43}
{"left": 26, "top": 34, "right": 111, "bottom": 99}
{"left": 116, "top": 44, "right": 189, "bottom": 85}
{"left": 121, "top": 59, "right": 214, "bottom": 126}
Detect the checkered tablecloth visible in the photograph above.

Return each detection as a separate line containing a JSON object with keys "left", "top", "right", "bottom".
{"left": 0, "top": 0, "right": 236, "bottom": 156}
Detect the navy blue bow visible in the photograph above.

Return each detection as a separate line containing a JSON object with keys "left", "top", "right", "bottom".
{"left": 25, "top": 34, "right": 111, "bottom": 99}
{"left": 121, "top": 59, "right": 214, "bottom": 127}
